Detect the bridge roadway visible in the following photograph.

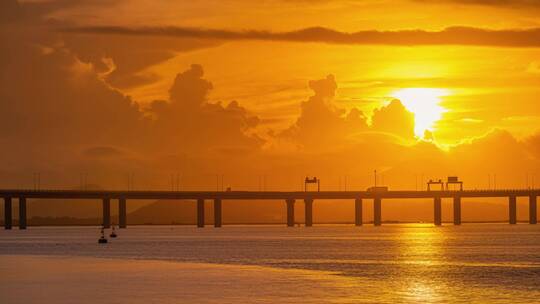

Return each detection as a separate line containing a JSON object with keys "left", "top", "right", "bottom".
{"left": 1, "top": 189, "right": 538, "bottom": 229}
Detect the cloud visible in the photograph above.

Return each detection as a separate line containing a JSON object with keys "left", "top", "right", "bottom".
{"left": 371, "top": 100, "right": 416, "bottom": 140}
{"left": 147, "top": 64, "right": 262, "bottom": 154}
{"left": 62, "top": 33, "right": 221, "bottom": 89}
{"left": 2, "top": 0, "right": 221, "bottom": 90}
{"left": 524, "top": 132, "right": 540, "bottom": 160}
{"left": 63, "top": 25, "right": 540, "bottom": 48}
{"left": 280, "top": 74, "right": 418, "bottom": 151}
{"left": 417, "top": 0, "right": 540, "bottom": 8}
{"left": 280, "top": 74, "right": 368, "bottom": 149}
{"left": 0, "top": 4, "right": 262, "bottom": 187}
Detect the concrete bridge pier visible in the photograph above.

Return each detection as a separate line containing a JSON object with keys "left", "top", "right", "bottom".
{"left": 214, "top": 199, "right": 222, "bottom": 228}
{"left": 304, "top": 198, "right": 313, "bottom": 227}
{"left": 286, "top": 199, "right": 295, "bottom": 227}
{"left": 453, "top": 196, "right": 461, "bottom": 225}
{"left": 434, "top": 197, "right": 442, "bottom": 226}
{"left": 355, "top": 198, "right": 363, "bottom": 226}
{"left": 509, "top": 196, "right": 517, "bottom": 225}
{"left": 19, "top": 197, "right": 27, "bottom": 230}
{"left": 4, "top": 197, "right": 12, "bottom": 230}
{"left": 530, "top": 195, "right": 537, "bottom": 224}
{"left": 102, "top": 198, "right": 111, "bottom": 228}
{"left": 373, "top": 198, "right": 382, "bottom": 226}
{"left": 197, "top": 199, "right": 205, "bottom": 228}
{"left": 118, "top": 198, "right": 127, "bottom": 228}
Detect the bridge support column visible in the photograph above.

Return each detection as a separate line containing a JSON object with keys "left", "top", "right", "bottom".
{"left": 373, "top": 198, "right": 381, "bottom": 226}
{"left": 529, "top": 195, "right": 537, "bottom": 225}
{"left": 453, "top": 196, "right": 461, "bottom": 225}
{"left": 509, "top": 196, "right": 517, "bottom": 225}
{"left": 19, "top": 197, "right": 27, "bottom": 230}
{"left": 119, "top": 198, "right": 127, "bottom": 228}
{"left": 197, "top": 199, "right": 205, "bottom": 228}
{"left": 102, "top": 198, "right": 111, "bottom": 228}
{"left": 304, "top": 198, "right": 313, "bottom": 227}
{"left": 4, "top": 197, "right": 12, "bottom": 230}
{"left": 355, "top": 198, "right": 363, "bottom": 226}
{"left": 286, "top": 199, "right": 295, "bottom": 227}
{"left": 434, "top": 197, "right": 442, "bottom": 226}
{"left": 214, "top": 199, "right": 222, "bottom": 228}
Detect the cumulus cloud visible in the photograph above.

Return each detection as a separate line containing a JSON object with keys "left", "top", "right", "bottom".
{"left": 64, "top": 25, "right": 540, "bottom": 48}
{"left": 524, "top": 132, "right": 540, "bottom": 160}
{"left": 371, "top": 100, "right": 415, "bottom": 140}
{"left": 0, "top": 2, "right": 262, "bottom": 188}
{"left": 280, "top": 74, "right": 368, "bottom": 149}
{"left": 147, "top": 64, "right": 262, "bottom": 154}
{"left": 280, "top": 74, "right": 419, "bottom": 151}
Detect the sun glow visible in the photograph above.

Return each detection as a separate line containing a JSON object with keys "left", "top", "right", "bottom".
{"left": 391, "top": 88, "right": 448, "bottom": 138}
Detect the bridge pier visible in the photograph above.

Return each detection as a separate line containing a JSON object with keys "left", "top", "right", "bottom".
{"left": 304, "top": 198, "right": 313, "bottom": 227}
{"left": 19, "top": 197, "right": 27, "bottom": 230}
{"left": 373, "top": 198, "right": 381, "bottom": 226}
{"left": 286, "top": 199, "right": 295, "bottom": 227}
{"left": 509, "top": 196, "right": 517, "bottom": 225}
{"left": 434, "top": 197, "right": 442, "bottom": 226}
{"left": 102, "top": 198, "right": 111, "bottom": 228}
{"left": 214, "top": 199, "right": 222, "bottom": 228}
{"left": 197, "top": 199, "right": 205, "bottom": 228}
{"left": 453, "top": 196, "right": 461, "bottom": 225}
{"left": 119, "top": 198, "right": 127, "bottom": 228}
{"left": 4, "top": 197, "right": 12, "bottom": 230}
{"left": 530, "top": 195, "right": 537, "bottom": 225}
{"left": 355, "top": 198, "right": 363, "bottom": 226}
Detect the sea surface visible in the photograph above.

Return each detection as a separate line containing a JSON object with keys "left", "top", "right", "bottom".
{"left": 1, "top": 224, "right": 539, "bottom": 303}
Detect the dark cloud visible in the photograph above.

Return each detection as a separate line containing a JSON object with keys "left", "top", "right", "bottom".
{"left": 0, "top": 4, "right": 262, "bottom": 187}
{"left": 62, "top": 34, "right": 221, "bottom": 89}
{"left": 2, "top": 0, "right": 221, "bottom": 89}
{"left": 0, "top": 0, "right": 22, "bottom": 24}
{"left": 63, "top": 25, "right": 540, "bottom": 48}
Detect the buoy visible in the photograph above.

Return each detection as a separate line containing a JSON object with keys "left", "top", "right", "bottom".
{"left": 110, "top": 225, "right": 117, "bottom": 238}
{"left": 98, "top": 228, "right": 108, "bottom": 244}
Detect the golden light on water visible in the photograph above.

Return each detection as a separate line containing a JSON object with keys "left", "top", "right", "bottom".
{"left": 391, "top": 88, "right": 449, "bottom": 138}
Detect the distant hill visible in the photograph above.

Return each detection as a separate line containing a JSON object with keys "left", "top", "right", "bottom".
{"left": 126, "top": 200, "right": 285, "bottom": 225}
{"left": 120, "top": 199, "right": 526, "bottom": 225}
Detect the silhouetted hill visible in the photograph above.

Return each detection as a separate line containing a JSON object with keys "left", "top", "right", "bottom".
{"left": 126, "top": 200, "right": 285, "bottom": 225}
{"left": 123, "top": 199, "right": 522, "bottom": 225}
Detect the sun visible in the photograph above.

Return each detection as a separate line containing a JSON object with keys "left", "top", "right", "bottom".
{"left": 391, "top": 88, "right": 448, "bottom": 138}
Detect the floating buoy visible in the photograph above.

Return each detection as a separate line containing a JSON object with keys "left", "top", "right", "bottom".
{"left": 110, "top": 225, "right": 117, "bottom": 238}
{"left": 98, "top": 228, "right": 108, "bottom": 244}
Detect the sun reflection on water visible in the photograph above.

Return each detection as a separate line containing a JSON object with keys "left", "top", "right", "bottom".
{"left": 396, "top": 225, "right": 446, "bottom": 302}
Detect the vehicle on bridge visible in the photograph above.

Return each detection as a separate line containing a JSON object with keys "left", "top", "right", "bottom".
{"left": 367, "top": 186, "right": 389, "bottom": 192}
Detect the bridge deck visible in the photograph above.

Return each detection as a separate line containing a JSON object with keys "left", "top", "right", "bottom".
{"left": 1, "top": 189, "right": 539, "bottom": 200}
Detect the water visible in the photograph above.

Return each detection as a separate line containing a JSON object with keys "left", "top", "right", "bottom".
{"left": 1, "top": 224, "right": 539, "bottom": 303}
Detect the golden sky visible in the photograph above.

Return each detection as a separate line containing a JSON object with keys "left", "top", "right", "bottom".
{"left": 1, "top": 0, "right": 540, "bottom": 194}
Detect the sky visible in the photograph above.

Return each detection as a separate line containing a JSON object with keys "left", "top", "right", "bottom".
{"left": 1, "top": 0, "right": 540, "bottom": 194}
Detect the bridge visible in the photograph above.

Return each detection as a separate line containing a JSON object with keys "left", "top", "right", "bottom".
{"left": 1, "top": 189, "right": 538, "bottom": 229}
